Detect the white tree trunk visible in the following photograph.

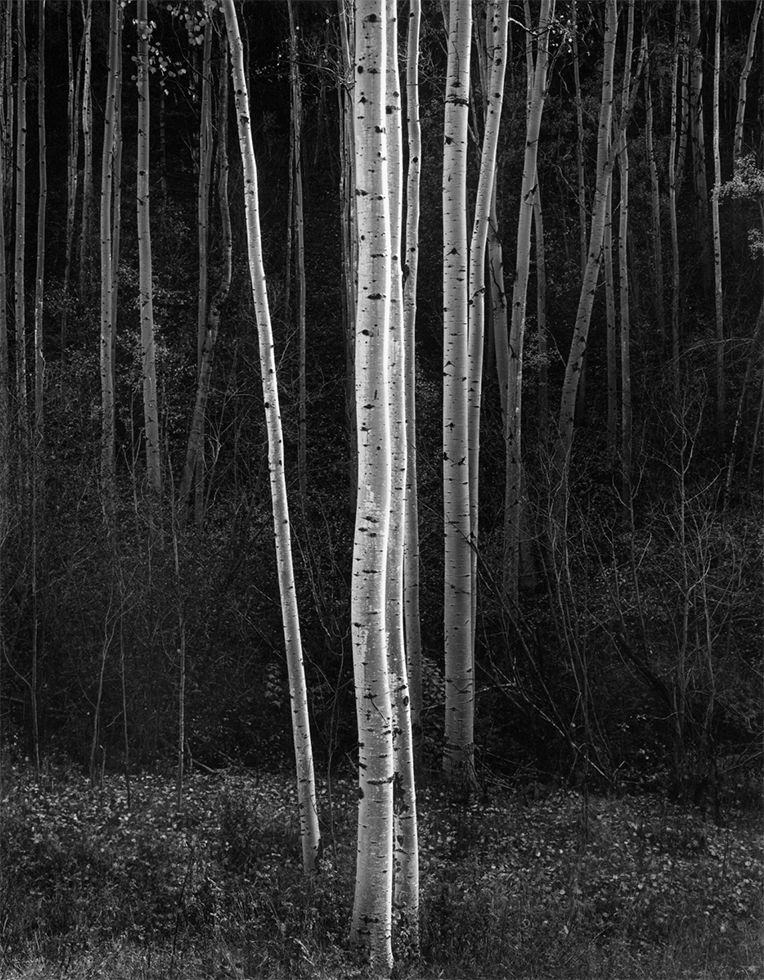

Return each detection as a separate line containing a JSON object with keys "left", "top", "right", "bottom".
{"left": 221, "top": 0, "right": 321, "bottom": 877}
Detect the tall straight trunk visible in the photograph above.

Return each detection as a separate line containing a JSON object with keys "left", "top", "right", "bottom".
{"left": 534, "top": 189, "right": 549, "bottom": 446}
{"left": 345, "top": 1, "right": 394, "bottom": 968}
{"left": 384, "top": 2, "right": 418, "bottom": 952}
{"left": 14, "top": 0, "right": 28, "bottom": 451}
{"left": 604, "top": 170, "right": 618, "bottom": 462}
{"left": 571, "top": 0, "right": 587, "bottom": 277}
{"left": 287, "top": 0, "right": 307, "bottom": 502}
{"left": 442, "top": 0, "right": 474, "bottom": 791}
{"left": 668, "top": 0, "right": 682, "bottom": 395}
{"left": 192, "top": 16, "right": 213, "bottom": 526}
{"left": 181, "top": 26, "right": 232, "bottom": 528}
{"left": 34, "top": 0, "right": 47, "bottom": 439}
{"left": 555, "top": 0, "right": 618, "bottom": 485}
{"left": 732, "top": 0, "right": 762, "bottom": 263}
{"left": 644, "top": 39, "right": 666, "bottom": 348}
{"left": 689, "top": 0, "right": 711, "bottom": 299}
{"left": 468, "top": 0, "right": 509, "bottom": 632}
{"left": 136, "top": 1, "right": 161, "bottom": 493}
{"left": 221, "top": 0, "right": 321, "bottom": 877}
{"left": 504, "top": 0, "right": 554, "bottom": 607}
{"left": 403, "top": 0, "right": 423, "bottom": 766}
{"left": 61, "top": 0, "right": 83, "bottom": 356}
{"left": 337, "top": 0, "right": 357, "bottom": 514}
{"left": 617, "top": 6, "right": 636, "bottom": 521}
{"left": 711, "top": 0, "right": 724, "bottom": 438}
{"left": 489, "top": 182, "right": 508, "bottom": 415}
{"left": 79, "top": 0, "right": 93, "bottom": 298}
{"left": 0, "top": 9, "right": 8, "bottom": 802}
{"left": 100, "top": 0, "right": 121, "bottom": 498}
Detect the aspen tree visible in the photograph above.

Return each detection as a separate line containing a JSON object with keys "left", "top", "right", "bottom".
{"left": 668, "top": 0, "right": 682, "bottom": 392}
{"left": 688, "top": 0, "right": 711, "bottom": 298}
{"left": 221, "top": 0, "right": 321, "bottom": 876}
{"left": 136, "top": 0, "right": 161, "bottom": 493}
{"left": 79, "top": 0, "right": 93, "bottom": 297}
{"left": 732, "top": 0, "right": 762, "bottom": 263}
{"left": 711, "top": 0, "right": 724, "bottom": 436}
{"left": 62, "top": 0, "right": 83, "bottom": 356}
{"left": 99, "top": 0, "right": 121, "bottom": 498}
{"left": 534, "top": 190, "right": 549, "bottom": 446}
{"left": 14, "top": 0, "right": 28, "bottom": 447}
{"left": 385, "top": 0, "right": 418, "bottom": 953}
{"left": 504, "top": 0, "right": 554, "bottom": 607}
{"left": 347, "top": 1, "right": 394, "bottom": 967}
{"left": 604, "top": 168, "right": 617, "bottom": 463}
{"left": 571, "top": 0, "right": 587, "bottom": 277}
{"left": 403, "top": 0, "right": 423, "bottom": 761}
{"left": 34, "top": 0, "right": 47, "bottom": 438}
{"left": 468, "top": 0, "right": 508, "bottom": 626}
{"left": 556, "top": 0, "right": 617, "bottom": 484}
{"left": 442, "top": 0, "right": 474, "bottom": 792}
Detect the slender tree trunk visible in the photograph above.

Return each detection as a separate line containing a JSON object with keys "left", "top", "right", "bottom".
{"left": 711, "top": 0, "right": 724, "bottom": 438}
{"left": 732, "top": 0, "right": 762, "bottom": 261}
{"left": 504, "top": 0, "right": 554, "bottom": 608}
{"left": 644, "top": 39, "right": 666, "bottom": 348}
{"left": 534, "top": 189, "right": 549, "bottom": 447}
{"left": 489, "top": 182, "right": 508, "bottom": 416}
{"left": 100, "top": 0, "right": 121, "bottom": 500}
{"left": 384, "top": 2, "right": 418, "bottom": 954}
{"left": 605, "top": 170, "right": 618, "bottom": 462}
{"left": 346, "top": 1, "right": 394, "bottom": 968}
{"left": 136, "top": 1, "right": 161, "bottom": 494}
{"left": 689, "top": 0, "right": 711, "bottom": 300}
{"left": 221, "top": 0, "right": 321, "bottom": 877}
{"left": 618, "top": 4, "right": 636, "bottom": 521}
{"left": 442, "top": 0, "right": 474, "bottom": 792}
{"left": 14, "top": 0, "right": 28, "bottom": 454}
{"left": 62, "top": 0, "right": 83, "bottom": 357}
{"left": 469, "top": 0, "right": 509, "bottom": 639}
{"left": 34, "top": 0, "right": 47, "bottom": 440}
{"left": 571, "top": 0, "right": 587, "bottom": 277}
{"left": 668, "top": 0, "right": 682, "bottom": 395}
{"left": 181, "top": 26, "right": 232, "bottom": 528}
{"left": 79, "top": 0, "right": 93, "bottom": 298}
{"left": 403, "top": 0, "right": 423, "bottom": 771}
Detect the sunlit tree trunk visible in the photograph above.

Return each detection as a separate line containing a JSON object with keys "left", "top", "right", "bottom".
{"left": 604, "top": 170, "right": 617, "bottom": 463}
{"left": 403, "top": 0, "right": 423, "bottom": 767}
{"left": 34, "top": 0, "right": 46, "bottom": 440}
{"left": 668, "top": 0, "right": 682, "bottom": 395}
{"left": 711, "top": 0, "right": 724, "bottom": 438}
{"left": 442, "top": 0, "right": 474, "bottom": 793}
{"left": 136, "top": 1, "right": 161, "bottom": 494}
{"left": 14, "top": 0, "right": 29, "bottom": 462}
{"left": 346, "top": 1, "right": 394, "bottom": 969}
{"left": 571, "top": 0, "right": 587, "bottom": 277}
{"left": 383, "top": 2, "right": 418, "bottom": 955}
{"left": 62, "top": 0, "right": 83, "bottom": 356}
{"left": 504, "top": 0, "right": 553, "bottom": 607}
{"left": 534, "top": 189, "right": 549, "bottom": 446}
{"left": 221, "top": 0, "right": 321, "bottom": 877}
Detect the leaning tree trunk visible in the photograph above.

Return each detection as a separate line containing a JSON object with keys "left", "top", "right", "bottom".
{"left": 221, "top": 0, "right": 321, "bottom": 878}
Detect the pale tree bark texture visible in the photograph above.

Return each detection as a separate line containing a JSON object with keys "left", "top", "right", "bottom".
{"left": 348, "top": 2, "right": 394, "bottom": 969}
{"left": 221, "top": 0, "right": 321, "bottom": 877}
{"left": 442, "top": 0, "right": 474, "bottom": 794}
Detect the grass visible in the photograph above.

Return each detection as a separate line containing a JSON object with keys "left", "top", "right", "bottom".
{"left": 0, "top": 764, "right": 761, "bottom": 979}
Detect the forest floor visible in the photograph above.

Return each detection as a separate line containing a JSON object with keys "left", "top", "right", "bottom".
{"left": 0, "top": 765, "right": 761, "bottom": 979}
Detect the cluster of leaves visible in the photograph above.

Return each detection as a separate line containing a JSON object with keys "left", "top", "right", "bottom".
{"left": 1, "top": 767, "right": 761, "bottom": 979}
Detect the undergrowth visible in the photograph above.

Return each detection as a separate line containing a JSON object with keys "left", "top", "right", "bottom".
{"left": 0, "top": 765, "right": 761, "bottom": 979}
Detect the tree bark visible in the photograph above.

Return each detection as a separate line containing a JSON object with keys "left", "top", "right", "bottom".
{"left": 221, "top": 0, "right": 321, "bottom": 878}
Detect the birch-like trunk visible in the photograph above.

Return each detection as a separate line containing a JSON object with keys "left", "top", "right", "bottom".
{"left": 79, "top": 0, "right": 93, "bottom": 298}
{"left": 442, "top": 0, "right": 474, "bottom": 793}
{"left": 346, "top": 1, "right": 394, "bottom": 969}
{"left": 385, "top": 0, "right": 418, "bottom": 954}
{"left": 689, "top": 0, "right": 711, "bottom": 299}
{"left": 644, "top": 40, "right": 666, "bottom": 347}
{"left": 668, "top": 0, "right": 682, "bottom": 395}
{"left": 34, "top": 0, "right": 47, "bottom": 439}
{"left": 221, "top": 0, "right": 321, "bottom": 878}
{"left": 136, "top": 0, "right": 161, "bottom": 494}
{"left": 14, "top": 0, "right": 28, "bottom": 449}
{"left": 403, "top": 0, "right": 423, "bottom": 765}
{"left": 605, "top": 171, "right": 617, "bottom": 462}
